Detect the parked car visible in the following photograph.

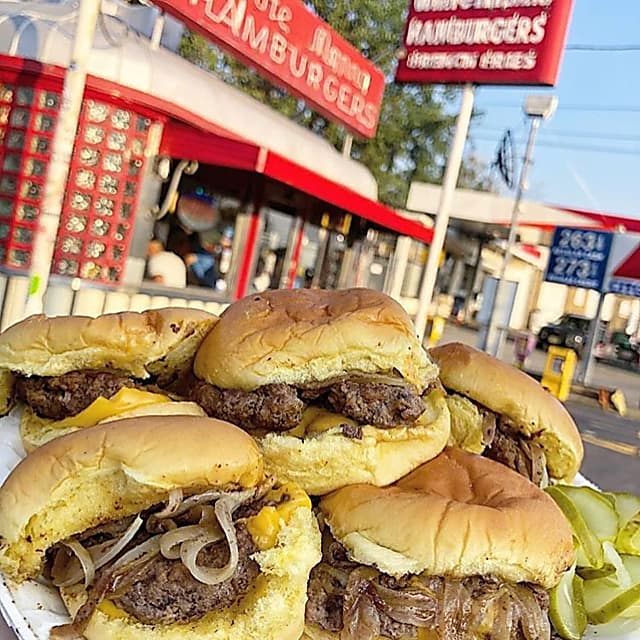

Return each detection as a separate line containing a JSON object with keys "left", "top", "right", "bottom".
{"left": 595, "top": 332, "right": 640, "bottom": 369}
{"left": 536, "top": 314, "right": 591, "bottom": 356}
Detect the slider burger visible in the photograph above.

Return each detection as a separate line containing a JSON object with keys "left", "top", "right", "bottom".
{"left": 430, "top": 343, "right": 583, "bottom": 486}
{"left": 0, "top": 415, "right": 321, "bottom": 640}
{"left": 0, "top": 308, "right": 216, "bottom": 450}
{"left": 304, "top": 448, "right": 575, "bottom": 640}
{"left": 189, "top": 288, "right": 450, "bottom": 495}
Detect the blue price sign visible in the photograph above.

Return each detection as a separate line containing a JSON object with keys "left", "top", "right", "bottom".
{"left": 545, "top": 227, "right": 613, "bottom": 292}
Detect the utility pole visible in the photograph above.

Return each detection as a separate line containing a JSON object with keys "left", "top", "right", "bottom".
{"left": 24, "top": 0, "right": 102, "bottom": 316}
{"left": 484, "top": 95, "right": 558, "bottom": 358}
{"left": 414, "top": 83, "right": 475, "bottom": 343}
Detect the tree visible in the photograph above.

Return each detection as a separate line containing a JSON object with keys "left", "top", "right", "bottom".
{"left": 178, "top": 0, "right": 489, "bottom": 208}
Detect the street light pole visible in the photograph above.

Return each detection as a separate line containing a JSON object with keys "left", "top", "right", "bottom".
{"left": 415, "top": 83, "right": 475, "bottom": 342}
{"left": 484, "top": 95, "right": 557, "bottom": 358}
{"left": 24, "top": 0, "right": 102, "bottom": 316}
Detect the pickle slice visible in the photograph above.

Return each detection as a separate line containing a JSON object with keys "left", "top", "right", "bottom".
{"left": 549, "top": 565, "right": 587, "bottom": 640}
{"left": 583, "top": 580, "right": 640, "bottom": 624}
{"left": 608, "top": 492, "right": 640, "bottom": 525}
{"left": 546, "top": 486, "right": 603, "bottom": 568}
{"left": 583, "top": 556, "right": 640, "bottom": 624}
{"left": 609, "top": 493, "right": 640, "bottom": 555}
{"left": 554, "top": 486, "right": 619, "bottom": 543}
{"left": 577, "top": 564, "right": 616, "bottom": 580}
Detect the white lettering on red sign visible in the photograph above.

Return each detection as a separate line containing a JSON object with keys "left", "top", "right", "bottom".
{"left": 406, "top": 11, "right": 548, "bottom": 46}
{"left": 195, "top": 0, "right": 380, "bottom": 132}
{"left": 413, "top": 0, "right": 552, "bottom": 9}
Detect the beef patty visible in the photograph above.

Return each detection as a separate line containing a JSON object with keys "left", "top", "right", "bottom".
{"left": 15, "top": 370, "right": 139, "bottom": 420}
{"left": 113, "top": 525, "right": 260, "bottom": 625}
{"left": 189, "top": 379, "right": 425, "bottom": 432}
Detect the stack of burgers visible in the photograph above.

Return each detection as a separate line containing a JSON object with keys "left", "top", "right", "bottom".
{"left": 0, "top": 288, "right": 584, "bottom": 640}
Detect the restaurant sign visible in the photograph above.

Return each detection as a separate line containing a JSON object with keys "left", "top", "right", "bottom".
{"left": 395, "top": 0, "right": 574, "bottom": 86}
{"left": 152, "top": 0, "right": 385, "bottom": 138}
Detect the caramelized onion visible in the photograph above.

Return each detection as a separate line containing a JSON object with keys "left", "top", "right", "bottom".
{"left": 342, "top": 569, "right": 381, "bottom": 640}
{"left": 154, "top": 489, "right": 184, "bottom": 519}
{"left": 180, "top": 497, "right": 238, "bottom": 585}
{"left": 373, "top": 582, "right": 436, "bottom": 627}
{"left": 160, "top": 524, "right": 223, "bottom": 560}
{"left": 510, "top": 583, "right": 550, "bottom": 640}
{"left": 111, "top": 535, "right": 161, "bottom": 571}
{"left": 53, "top": 540, "right": 95, "bottom": 589}
{"left": 90, "top": 515, "right": 143, "bottom": 570}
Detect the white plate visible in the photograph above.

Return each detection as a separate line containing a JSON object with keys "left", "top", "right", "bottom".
{"left": 0, "top": 410, "right": 637, "bottom": 639}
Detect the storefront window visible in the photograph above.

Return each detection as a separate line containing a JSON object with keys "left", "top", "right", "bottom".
{"left": 147, "top": 188, "right": 242, "bottom": 293}
{"left": 251, "top": 207, "right": 294, "bottom": 292}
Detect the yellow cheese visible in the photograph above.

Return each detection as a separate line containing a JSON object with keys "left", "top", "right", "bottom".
{"left": 51, "top": 387, "right": 171, "bottom": 429}
{"left": 246, "top": 482, "right": 311, "bottom": 550}
{"left": 287, "top": 406, "right": 356, "bottom": 438}
{"left": 97, "top": 599, "right": 129, "bottom": 619}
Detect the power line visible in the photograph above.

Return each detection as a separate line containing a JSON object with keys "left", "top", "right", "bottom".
{"left": 566, "top": 44, "right": 640, "bottom": 51}
{"left": 474, "top": 125, "right": 640, "bottom": 143}
{"left": 479, "top": 103, "right": 640, "bottom": 113}
{"left": 472, "top": 134, "right": 640, "bottom": 156}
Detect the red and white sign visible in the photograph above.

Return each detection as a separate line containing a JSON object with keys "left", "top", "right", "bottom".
{"left": 605, "top": 233, "right": 640, "bottom": 298}
{"left": 395, "top": 0, "right": 574, "bottom": 86}
{"left": 152, "top": 0, "right": 385, "bottom": 138}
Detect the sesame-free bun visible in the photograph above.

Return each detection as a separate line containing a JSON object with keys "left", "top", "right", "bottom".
{"left": 260, "top": 389, "right": 450, "bottom": 495}
{"left": 430, "top": 342, "right": 583, "bottom": 482}
{"left": 19, "top": 401, "right": 207, "bottom": 452}
{"left": 58, "top": 505, "right": 321, "bottom": 640}
{"left": 0, "top": 416, "right": 263, "bottom": 581}
{"left": 0, "top": 308, "right": 217, "bottom": 379}
{"left": 194, "top": 288, "right": 437, "bottom": 392}
{"left": 320, "top": 448, "right": 575, "bottom": 590}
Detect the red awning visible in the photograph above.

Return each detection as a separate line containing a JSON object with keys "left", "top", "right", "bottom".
{"left": 160, "top": 121, "right": 260, "bottom": 172}
{"left": 160, "top": 120, "right": 434, "bottom": 245}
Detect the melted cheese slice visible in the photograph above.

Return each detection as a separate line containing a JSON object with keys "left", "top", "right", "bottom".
{"left": 288, "top": 406, "right": 357, "bottom": 438}
{"left": 246, "top": 483, "right": 311, "bottom": 551}
{"left": 51, "top": 387, "right": 171, "bottom": 429}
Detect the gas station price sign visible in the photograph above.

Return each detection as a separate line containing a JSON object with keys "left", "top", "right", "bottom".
{"left": 544, "top": 227, "right": 613, "bottom": 292}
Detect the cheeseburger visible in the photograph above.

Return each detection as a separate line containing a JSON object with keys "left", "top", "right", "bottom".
{"left": 429, "top": 343, "right": 583, "bottom": 486}
{"left": 0, "top": 416, "right": 321, "bottom": 640}
{"left": 0, "top": 308, "right": 216, "bottom": 450}
{"left": 189, "top": 288, "right": 450, "bottom": 495}
{"left": 304, "top": 448, "right": 575, "bottom": 640}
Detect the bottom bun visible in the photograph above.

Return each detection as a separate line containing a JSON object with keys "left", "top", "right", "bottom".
{"left": 19, "top": 402, "right": 206, "bottom": 452}
{"left": 260, "top": 389, "right": 450, "bottom": 496}
{"left": 59, "top": 507, "right": 321, "bottom": 640}
{"left": 303, "top": 623, "right": 486, "bottom": 640}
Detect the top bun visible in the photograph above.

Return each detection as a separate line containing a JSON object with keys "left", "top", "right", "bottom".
{"left": 0, "top": 308, "right": 217, "bottom": 379}
{"left": 194, "top": 288, "right": 437, "bottom": 391}
{"left": 429, "top": 342, "right": 583, "bottom": 482}
{"left": 320, "top": 448, "right": 574, "bottom": 590}
{"left": 0, "top": 415, "right": 263, "bottom": 580}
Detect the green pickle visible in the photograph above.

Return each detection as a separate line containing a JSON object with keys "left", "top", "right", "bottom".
{"left": 549, "top": 565, "right": 587, "bottom": 640}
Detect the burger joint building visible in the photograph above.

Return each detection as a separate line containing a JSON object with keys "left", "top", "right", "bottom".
{"left": 0, "top": 0, "right": 434, "bottom": 328}
{"left": 0, "top": 1, "right": 635, "bottom": 340}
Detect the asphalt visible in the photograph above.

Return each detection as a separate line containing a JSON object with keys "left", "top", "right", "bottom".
{"left": 438, "top": 322, "right": 640, "bottom": 494}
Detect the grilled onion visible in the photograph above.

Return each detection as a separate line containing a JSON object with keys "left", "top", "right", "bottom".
{"left": 154, "top": 489, "right": 184, "bottom": 519}
{"left": 159, "top": 524, "right": 223, "bottom": 560}
{"left": 53, "top": 540, "right": 95, "bottom": 589}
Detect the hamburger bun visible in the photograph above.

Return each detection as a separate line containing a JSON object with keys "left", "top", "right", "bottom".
{"left": 0, "top": 416, "right": 321, "bottom": 640}
{"left": 0, "top": 306, "right": 217, "bottom": 384}
{"left": 319, "top": 448, "right": 575, "bottom": 591}
{"left": 430, "top": 342, "right": 583, "bottom": 482}
{"left": 19, "top": 400, "right": 206, "bottom": 452}
{"left": 194, "top": 288, "right": 437, "bottom": 392}
{"left": 260, "top": 387, "right": 450, "bottom": 495}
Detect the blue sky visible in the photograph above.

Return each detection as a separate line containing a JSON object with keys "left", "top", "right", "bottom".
{"left": 465, "top": 1, "right": 640, "bottom": 219}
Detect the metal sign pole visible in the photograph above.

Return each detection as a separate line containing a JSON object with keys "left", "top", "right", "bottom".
{"left": 23, "top": 0, "right": 102, "bottom": 316}
{"left": 415, "top": 83, "right": 475, "bottom": 343}
{"left": 579, "top": 292, "right": 605, "bottom": 386}
{"left": 485, "top": 115, "right": 542, "bottom": 357}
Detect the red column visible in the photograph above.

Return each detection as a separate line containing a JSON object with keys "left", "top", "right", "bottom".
{"left": 286, "top": 220, "right": 305, "bottom": 289}
{"left": 233, "top": 209, "right": 261, "bottom": 301}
